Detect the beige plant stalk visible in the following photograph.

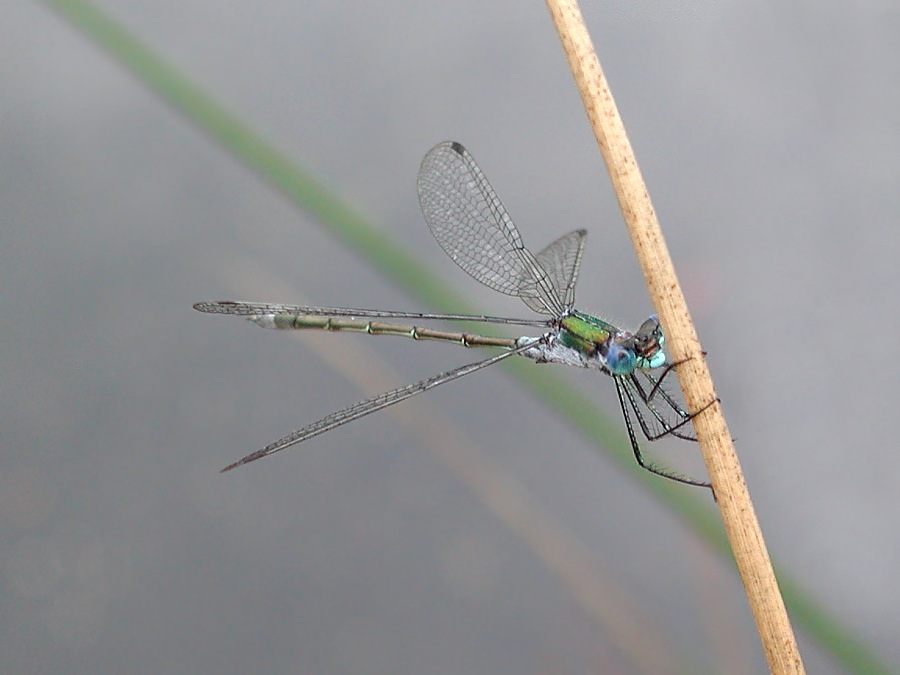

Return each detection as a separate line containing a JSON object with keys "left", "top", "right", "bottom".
{"left": 543, "top": 0, "right": 805, "bottom": 672}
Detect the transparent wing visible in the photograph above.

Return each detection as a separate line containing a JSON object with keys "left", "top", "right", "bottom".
{"left": 531, "top": 229, "right": 586, "bottom": 312}
{"left": 417, "top": 141, "right": 574, "bottom": 316}
{"left": 220, "top": 341, "right": 534, "bottom": 472}
{"left": 193, "top": 301, "right": 549, "bottom": 327}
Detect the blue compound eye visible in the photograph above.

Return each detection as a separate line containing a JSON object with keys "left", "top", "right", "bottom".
{"left": 605, "top": 343, "right": 636, "bottom": 375}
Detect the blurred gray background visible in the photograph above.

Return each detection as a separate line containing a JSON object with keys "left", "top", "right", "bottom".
{"left": 3, "top": 2, "right": 899, "bottom": 673}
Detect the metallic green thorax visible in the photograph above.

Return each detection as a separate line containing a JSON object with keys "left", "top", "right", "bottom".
{"left": 559, "top": 311, "right": 617, "bottom": 355}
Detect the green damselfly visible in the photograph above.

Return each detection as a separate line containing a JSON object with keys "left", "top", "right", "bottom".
{"left": 195, "top": 141, "right": 710, "bottom": 487}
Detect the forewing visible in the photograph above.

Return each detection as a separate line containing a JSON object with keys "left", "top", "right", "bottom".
{"left": 529, "top": 229, "right": 586, "bottom": 312}
{"left": 417, "top": 142, "right": 563, "bottom": 315}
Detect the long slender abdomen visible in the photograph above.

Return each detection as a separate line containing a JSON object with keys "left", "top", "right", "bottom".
{"left": 250, "top": 314, "right": 517, "bottom": 349}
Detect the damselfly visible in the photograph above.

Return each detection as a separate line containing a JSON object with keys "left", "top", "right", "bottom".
{"left": 195, "top": 141, "right": 710, "bottom": 487}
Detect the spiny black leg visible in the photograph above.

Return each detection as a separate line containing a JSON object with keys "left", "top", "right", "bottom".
{"left": 645, "top": 351, "right": 701, "bottom": 402}
{"left": 645, "top": 361, "right": 679, "bottom": 403}
{"left": 635, "top": 369, "right": 692, "bottom": 425}
{"left": 628, "top": 374, "right": 697, "bottom": 442}
{"left": 613, "top": 378, "right": 712, "bottom": 489}
{"left": 652, "top": 393, "right": 718, "bottom": 443}
{"left": 636, "top": 369, "right": 719, "bottom": 443}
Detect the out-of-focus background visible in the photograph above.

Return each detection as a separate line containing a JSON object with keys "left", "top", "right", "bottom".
{"left": 4, "top": 2, "right": 899, "bottom": 673}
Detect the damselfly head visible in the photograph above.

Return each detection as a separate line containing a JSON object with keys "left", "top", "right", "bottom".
{"left": 632, "top": 315, "right": 667, "bottom": 369}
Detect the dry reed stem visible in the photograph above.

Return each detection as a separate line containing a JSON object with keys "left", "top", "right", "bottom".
{"left": 543, "top": 1, "right": 805, "bottom": 673}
